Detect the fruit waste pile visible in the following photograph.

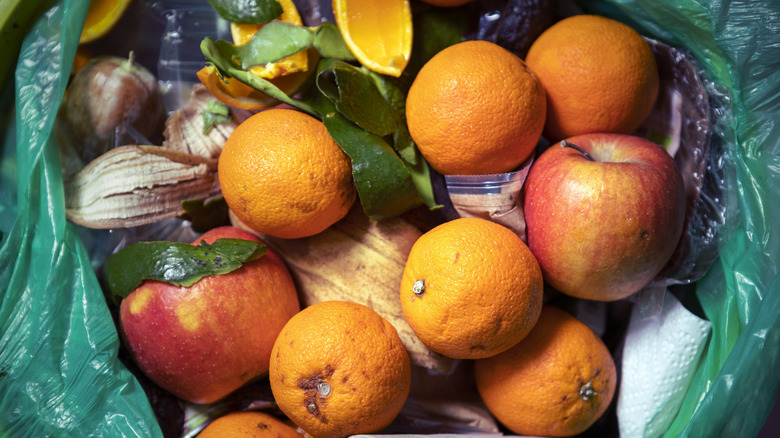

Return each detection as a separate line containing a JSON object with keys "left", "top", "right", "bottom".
{"left": 48, "top": 0, "right": 723, "bottom": 437}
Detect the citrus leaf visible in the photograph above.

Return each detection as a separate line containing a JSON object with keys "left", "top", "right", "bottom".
{"left": 202, "top": 99, "right": 233, "bottom": 134}
{"left": 405, "top": 6, "right": 468, "bottom": 81}
{"left": 312, "top": 22, "right": 356, "bottom": 60}
{"left": 201, "top": 40, "right": 320, "bottom": 115}
{"left": 104, "top": 238, "right": 266, "bottom": 302}
{"left": 213, "top": 21, "right": 314, "bottom": 69}
{"left": 322, "top": 110, "right": 424, "bottom": 221}
{"left": 363, "top": 68, "right": 441, "bottom": 210}
{"left": 180, "top": 197, "right": 231, "bottom": 233}
{"left": 206, "top": 0, "right": 283, "bottom": 25}
{"left": 200, "top": 25, "right": 439, "bottom": 218}
{"left": 368, "top": 69, "right": 407, "bottom": 113}
{"left": 316, "top": 58, "right": 399, "bottom": 137}
{"left": 400, "top": 138, "right": 440, "bottom": 210}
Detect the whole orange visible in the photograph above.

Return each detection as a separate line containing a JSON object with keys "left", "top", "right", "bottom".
{"left": 119, "top": 226, "right": 300, "bottom": 404}
{"left": 405, "top": 40, "right": 546, "bottom": 175}
{"left": 218, "top": 108, "right": 356, "bottom": 239}
{"left": 269, "top": 301, "right": 411, "bottom": 438}
{"left": 400, "top": 217, "right": 544, "bottom": 359}
{"left": 474, "top": 305, "right": 617, "bottom": 437}
{"left": 525, "top": 14, "right": 659, "bottom": 141}
{"left": 198, "top": 411, "right": 302, "bottom": 438}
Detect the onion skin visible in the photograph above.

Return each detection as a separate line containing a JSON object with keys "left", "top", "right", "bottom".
{"left": 64, "top": 54, "right": 165, "bottom": 163}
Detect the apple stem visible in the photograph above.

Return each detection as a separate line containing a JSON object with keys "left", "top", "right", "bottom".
{"left": 561, "top": 140, "right": 595, "bottom": 161}
{"left": 127, "top": 51, "right": 135, "bottom": 68}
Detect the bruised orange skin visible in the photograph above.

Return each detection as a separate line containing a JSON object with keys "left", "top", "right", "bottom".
{"left": 119, "top": 226, "right": 300, "bottom": 404}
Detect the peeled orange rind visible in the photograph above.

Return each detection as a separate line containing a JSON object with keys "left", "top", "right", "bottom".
{"left": 79, "top": 0, "right": 131, "bottom": 44}
{"left": 332, "top": 0, "right": 413, "bottom": 77}
{"left": 197, "top": 48, "right": 318, "bottom": 111}
{"left": 198, "top": 0, "right": 317, "bottom": 110}
{"left": 197, "top": 66, "right": 277, "bottom": 110}
{"left": 230, "top": 0, "right": 308, "bottom": 79}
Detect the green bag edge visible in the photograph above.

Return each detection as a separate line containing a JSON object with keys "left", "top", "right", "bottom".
{"left": 0, "top": 0, "right": 778, "bottom": 435}
{"left": 579, "top": 1, "right": 780, "bottom": 437}
{"left": 0, "top": 0, "right": 164, "bottom": 435}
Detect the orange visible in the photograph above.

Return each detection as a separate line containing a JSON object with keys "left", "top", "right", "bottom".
{"left": 525, "top": 14, "right": 660, "bottom": 141}
{"left": 79, "top": 0, "right": 131, "bottom": 44}
{"left": 332, "top": 0, "right": 413, "bottom": 77}
{"left": 198, "top": 411, "right": 302, "bottom": 438}
{"left": 405, "top": 40, "right": 546, "bottom": 175}
{"left": 218, "top": 108, "right": 356, "bottom": 239}
{"left": 269, "top": 301, "right": 411, "bottom": 438}
{"left": 475, "top": 305, "right": 617, "bottom": 437}
{"left": 400, "top": 217, "right": 544, "bottom": 359}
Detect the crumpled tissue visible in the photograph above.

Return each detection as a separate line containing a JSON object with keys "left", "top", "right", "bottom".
{"left": 617, "top": 291, "right": 711, "bottom": 437}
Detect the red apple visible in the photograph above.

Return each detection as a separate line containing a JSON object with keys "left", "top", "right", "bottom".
{"left": 119, "top": 226, "right": 300, "bottom": 404}
{"left": 523, "top": 133, "right": 686, "bottom": 301}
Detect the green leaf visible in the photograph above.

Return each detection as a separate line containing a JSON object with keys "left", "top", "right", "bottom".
{"left": 213, "top": 21, "right": 314, "bottom": 69}
{"left": 400, "top": 141, "right": 440, "bottom": 210}
{"left": 316, "top": 59, "right": 399, "bottom": 137}
{"left": 206, "top": 0, "right": 283, "bottom": 25}
{"left": 180, "top": 197, "right": 231, "bottom": 233}
{"left": 199, "top": 21, "right": 442, "bottom": 219}
{"left": 322, "top": 110, "right": 424, "bottom": 221}
{"left": 368, "top": 69, "right": 408, "bottom": 113}
{"left": 363, "top": 69, "right": 441, "bottom": 210}
{"left": 201, "top": 38, "right": 320, "bottom": 116}
{"left": 202, "top": 99, "right": 233, "bottom": 134}
{"left": 312, "top": 23, "right": 357, "bottom": 60}
{"left": 404, "top": 7, "right": 468, "bottom": 82}
{"left": 104, "top": 238, "right": 267, "bottom": 303}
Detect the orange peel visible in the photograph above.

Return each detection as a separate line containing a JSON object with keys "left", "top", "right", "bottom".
{"left": 79, "top": 0, "right": 131, "bottom": 44}
{"left": 196, "top": 48, "right": 317, "bottom": 111}
{"left": 230, "top": 0, "right": 308, "bottom": 79}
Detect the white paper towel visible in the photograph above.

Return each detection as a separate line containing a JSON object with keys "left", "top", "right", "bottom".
{"left": 617, "top": 291, "right": 711, "bottom": 438}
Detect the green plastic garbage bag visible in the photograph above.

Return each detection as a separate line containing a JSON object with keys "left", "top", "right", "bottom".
{"left": 581, "top": 1, "right": 780, "bottom": 437}
{"left": 0, "top": 0, "right": 163, "bottom": 435}
{"left": 0, "top": 0, "right": 778, "bottom": 436}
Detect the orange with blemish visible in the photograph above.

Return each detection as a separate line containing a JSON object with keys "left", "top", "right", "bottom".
{"left": 475, "top": 305, "right": 617, "bottom": 436}
{"left": 198, "top": 411, "right": 302, "bottom": 438}
{"left": 269, "top": 301, "right": 410, "bottom": 438}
